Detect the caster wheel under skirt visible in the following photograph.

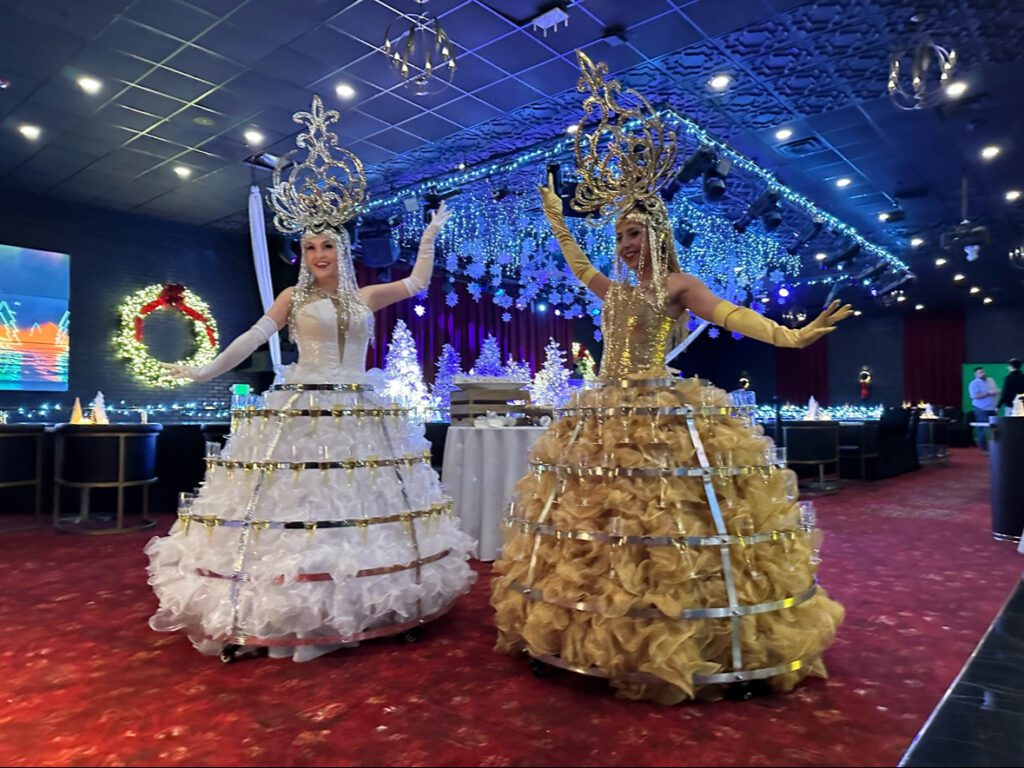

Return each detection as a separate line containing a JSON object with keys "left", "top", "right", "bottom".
{"left": 395, "top": 627, "right": 423, "bottom": 644}
{"left": 529, "top": 657, "right": 559, "bottom": 678}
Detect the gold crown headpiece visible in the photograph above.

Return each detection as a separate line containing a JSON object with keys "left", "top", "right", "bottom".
{"left": 267, "top": 95, "right": 366, "bottom": 236}
{"left": 569, "top": 51, "right": 678, "bottom": 222}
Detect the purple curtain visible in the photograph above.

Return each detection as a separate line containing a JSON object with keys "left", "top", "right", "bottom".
{"left": 358, "top": 264, "right": 575, "bottom": 382}
{"left": 775, "top": 338, "right": 830, "bottom": 405}
{"left": 902, "top": 310, "right": 966, "bottom": 406}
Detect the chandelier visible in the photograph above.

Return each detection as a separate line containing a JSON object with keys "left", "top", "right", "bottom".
{"left": 382, "top": 1, "right": 456, "bottom": 96}
{"left": 887, "top": 30, "right": 957, "bottom": 110}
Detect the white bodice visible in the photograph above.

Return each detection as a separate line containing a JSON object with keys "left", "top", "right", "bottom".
{"left": 285, "top": 298, "right": 372, "bottom": 384}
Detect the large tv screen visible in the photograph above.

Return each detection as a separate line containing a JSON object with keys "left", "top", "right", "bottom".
{"left": 0, "top": 244, "right": 70, "bottom": 391}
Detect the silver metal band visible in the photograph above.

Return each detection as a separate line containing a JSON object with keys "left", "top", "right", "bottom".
{"left": 553, "top": 405, "right": 754, "bottom": 417}
{"left": 529, "top": 461, "right": 774, "bottom": 478}
{"left": 207, "top": 454, "right": 431, "bottom": 471}
{"left": 233, "top": 406, "right": 411, "bottom": 419}
{"left": 268, "top": 383, "right": 374, "bottom": 392}
{"left": 179, "top": 502, "right": 453, "bottom": 532}
{"left": 503, "top": 513, "right": 808, "bottom": 548}
{"left": 508, "top": 579, "right": 817, "bottom": 620}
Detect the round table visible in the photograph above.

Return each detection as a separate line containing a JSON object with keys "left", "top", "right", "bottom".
{"left": 441, "top": 426, "right": 546, "bottom": 561}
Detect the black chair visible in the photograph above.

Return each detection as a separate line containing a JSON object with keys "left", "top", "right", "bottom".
{"left": 52, "top": 423, "right": 162, "bottom": 534}
{"left": 0, "top": 424, "right": 45, "bottom": 531}
{"left": 877, "top": 407, "right": 910, "bottom": 478}
{"left": 902, "top": 408, "right": 922, "bottom": 474}
{"left": 781, "top": 421, "right": 840, "bottom": 495}
{"left": 839, "top": 421, "right": 881, "bottom": 481}
{"left": 423, "top": 422, "right": 450, "bottom": 472}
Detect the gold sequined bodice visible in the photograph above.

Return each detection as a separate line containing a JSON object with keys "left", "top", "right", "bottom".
{"left": 599, "top": 284, "right": 678, "bottom": 380}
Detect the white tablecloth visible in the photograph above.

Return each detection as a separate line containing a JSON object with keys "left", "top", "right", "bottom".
{"left": 442, "top": 426, "right": 546, "bottom": 561}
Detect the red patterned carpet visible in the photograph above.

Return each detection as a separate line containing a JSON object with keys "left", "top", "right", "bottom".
{"left": 0, "top": 448, "right": 1018, "bottom": 767}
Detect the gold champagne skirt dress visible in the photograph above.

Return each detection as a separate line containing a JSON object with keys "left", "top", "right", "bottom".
{"left": 491, "top": 285, "right": 844, "bottom": 703}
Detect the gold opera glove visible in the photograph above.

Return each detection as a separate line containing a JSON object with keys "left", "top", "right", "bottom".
{"left": 712, "top": 299, "right": 853, "bottom": 349}
{"left": 538, "top": 178, "right": 600, "bottom": 288}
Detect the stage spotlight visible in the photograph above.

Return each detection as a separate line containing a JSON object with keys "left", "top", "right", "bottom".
{"left": 733, "top": 189, "right": 781, "bottom": 234}
{"left": 702, "top": 157, "right": 731, "bottom": 201}
{"left": 821, "top": 243, "right": 861, "bottom": 268}
{"left": 876, "top": 271, "right": 916, "bottom": 297}
{"left": 422, "top": 188, "right": 462, "bottom": 224}
{"left": 787, "top": 219, "right": 824, "bottom": 256}
{"left": 662, "top": 146, "right": 716, "bottom": 201}
{"left": 674, "top": 220, "right": 697, "bottom": 248}
{"left": 855, "top": 262, "right": 888, "bottom": 284}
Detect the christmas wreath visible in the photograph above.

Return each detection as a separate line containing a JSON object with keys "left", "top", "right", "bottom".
{"left": 115, "top": 282, "right": 219, "bottom": 388}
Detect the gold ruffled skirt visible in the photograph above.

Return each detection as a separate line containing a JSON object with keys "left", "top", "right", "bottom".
{"left": 491, "top": 374, "right": 844, "bottom": 704}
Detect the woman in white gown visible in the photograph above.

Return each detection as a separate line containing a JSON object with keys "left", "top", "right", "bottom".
{"left": 145, "top": 96, "right": 476, "bottom": 662}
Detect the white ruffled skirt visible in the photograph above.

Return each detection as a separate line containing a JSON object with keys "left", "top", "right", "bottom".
{"left": 145, "top": 368, "right": 477, "bottom": 660}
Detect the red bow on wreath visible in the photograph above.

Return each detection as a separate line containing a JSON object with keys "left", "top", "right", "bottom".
{"left": 134, "top": 282, "right": 215, "bottom": 346}
{"left": 859, "top": 370, "right": 872, "bottom": 400}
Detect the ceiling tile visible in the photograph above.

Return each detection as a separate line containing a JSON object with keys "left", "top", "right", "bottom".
{"left": 584, "top": 0, "right": 676, "bottom": 28}
{"left": 398, "top": 111, "right": 463, "bottom": 142}
{"left": 438, "top": 3, "right": 517, "bottom": 50}
{"left": 94, "top": 18, "right": 185, "bottom": 60}
{"left": 334, "top": 109, "right": 390, "bottom": 141}
{"left": 518, "top": 11, "right": 606, "bottom": 55}
{"left": 250, "top": 48, "right": 341, "bottom": 90}
{"left": 127, "top": 133, "right": 187, "bottom": 159}
{"left": 577, "top": 39, "right": 645, "bottom": 74}
{"left": 228, "top": 0, "right": 327, "bottom": 44}
{"left": 360, "top": 92, "right": 423, "bottom": 125}
{"left": 0, "top": 16, "right": 89, "bottom": 80}
{"left": 347, "top": 140, "right": 394, "bottom": 165}
{"left": 138, "top": 67, "right": 214, "bottom": 101}
{"left": 114, "top": 86, "right": 186, "bottom": 118}
{"left": 474, "top": 78, "right": 543, "bottom": 113}
{"left": 365, "top": 127, "right": 422, "bottom": 154}
{"left": 475, "top": 31, "right": 554, "bottom": 74}
{"left": 123, "top": 0, "right": 219, "bottom": 41}
{"left": 164, "top": 47, "right": 246, "bottom": 84}
{"left": 445, "top": 53, "right": 505, "bottom": 94}
{"left": 28, "top": 82, "right": 100, "bottom": 119}
{"left": 515, "top": 58, "right": 582, "bottom": 95}
{"left": 193, "top": 23, "right": 282, "bottom": 65}
{"left": 431, "top": 95, "right": 504, "bottom": 128}
{"left": 683, "top": 0, "right": 774, "bottom": 37}
{"left": 15, "top": 0, "right": 120, "bottom": 38}
{"left": 287, "top": 26, "right": 377, "bottom": 72}
{"left": 628, "top": 11, "right": 703, "bottom": 58}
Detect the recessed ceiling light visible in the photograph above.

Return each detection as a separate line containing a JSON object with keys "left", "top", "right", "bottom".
{"left": 835, "top": 177, "right": 852, "bottom": 188}
{"left": 915, "top": 304, "right": 924, "bottom": 310}
{"left": 983, "top": 297, "right": 993, "bottom": 304}
{"left": 566, "top": 124, "right": 578, "bottom": 135}
{"left": 18, "top": 124, "right": 41, "bottom": 140}
{"left": 945, "top": 81, "right": 968, "bottom": 98}
{"left": 1006, "top": 189, "right": 1021, "bottom": 202}
{"left": 774, "top": 127, "right": 793, "bottom": 141}
{"left": 335, "top": 82, "right": 356, "bottom": 100}
{"left": 457, "top": 162, "right": 466, "bottom": 170}
{"left": 934, "top": 257, "right": 947, "bottom": 266}
{"left": 76, "top": 75, "right": 102, "bottom": 94}
{"left": 896, "top": 295, "right": 906, "bottom": 302}
{"left": 192, "top": 116, "right": 215, "bottom": 127}
{"left": 878, "top": 212, "right": 890, "bottom": 221}
{"left": 173, "top": 165, "right": 192, "bottom": 179}
{"left": 0, "top": 76, "right": 10, "bottom": 90}
{"left": 969, "top": 286, "right": 980, "bottom": 294}
{"left": 244, "top": 129, "right": 264, "bottom": 145}
{"left": 910, "top": 236, "right": 925, "bottom": 247}
{"left": 760, "top": 296, "right": 770, "bottom": 303}
{"left": 981, "top": 145, "right": 1001, "bottom": 160}
{"left": 853, "top": 310, "right": 863, "bottom": 316}
{"left": 814, "top": 252, "right": 827, "bottom": 261}
{"left": 708, "top": 73, "right": 732, "bottom": 91}
{"left": 953, "top": 273, "right": 965, "bottom": 281}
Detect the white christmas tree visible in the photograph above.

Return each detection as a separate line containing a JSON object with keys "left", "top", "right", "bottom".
{"left": 431, "top": 343, "right": 462, "bottom": 420}
{"left": 529, "top": 338, "right": 572, "bottom": 408}
{"left": 70, "top": 397, "right": 85, "bottom": 424}
{"left": 504, "top": 355, "right": 531, "bottom": 382}
{"left": 472, "top": 334, "right": 504, "bottom": 377}
{"left": 90, "top": 391, "right": 109, "bottom": 424}
{"left": 383, "top": 320, "right": 430, "bottom": 419}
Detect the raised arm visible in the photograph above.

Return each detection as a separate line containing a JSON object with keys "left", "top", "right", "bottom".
{"left": 539, "top": 174, "right": 612, "bottom": 299}
{"left": 163, "top": 287, "right": 291, "bottom": 382}
{"left": 670, "top": 272, "right": 852, "bottom": 348}
{"left": 362, "top": 201, "right": 450, "bottom": 313}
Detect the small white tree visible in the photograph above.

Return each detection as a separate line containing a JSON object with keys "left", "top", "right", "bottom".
{"left": 504, "top": 355, "right": 531, "bottom": 382}
{"left": 528, "top": 338, "right": 572, "bottom": 408}
{"left": 472, "top": 334, "right": 504, "bottom": 377}
{"left": 383, "top": 320, "right": 430, "bottom": 419}
{"left": 90, "top": 391, "right": 109, "bottom": 424}
{"left": 431, "top": 343, "right": 462, "bottom": 420}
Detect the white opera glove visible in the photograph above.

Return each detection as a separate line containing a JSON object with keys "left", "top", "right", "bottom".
{"left": 163, "top": 315, "right": 279, "bottom": 383}
{"left": 403, "top": 201, "right": 450, "bottom": 296}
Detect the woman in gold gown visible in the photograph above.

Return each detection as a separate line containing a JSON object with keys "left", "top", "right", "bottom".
{"left": 491, "top": 53, "right": 851, "bottom": 704}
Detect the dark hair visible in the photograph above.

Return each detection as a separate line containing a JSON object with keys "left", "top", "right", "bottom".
{"left": 975, "top": 366, "right": 986, "bottom": 373}
{"left": 1011, "top": 358, "right": 1022, "bottom": 370}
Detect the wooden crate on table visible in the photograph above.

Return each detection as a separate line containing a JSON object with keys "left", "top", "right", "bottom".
{"left": 450, "top": 383, "right": 529, "bottom": 424}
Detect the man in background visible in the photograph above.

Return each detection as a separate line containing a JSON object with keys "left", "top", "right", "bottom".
{"left": 969, "top": 366, "right": 1000, "bottom": 452}
{"left": 997, "top": 358, "right": 1024, "bottom": 415}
